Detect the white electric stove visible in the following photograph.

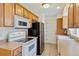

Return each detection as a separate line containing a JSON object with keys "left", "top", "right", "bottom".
{"left": 8, "top": 31, "right": 37, "bottom": 56}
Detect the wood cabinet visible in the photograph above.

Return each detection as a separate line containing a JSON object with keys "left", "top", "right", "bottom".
{"left": 0, "top": 46, "right": 22, "bottom": 56}
{"left": 15, "top": 4, "right": 23, "bottom": 17}
{"left": 0, "top": 3, "right": 39, "bottom": 27}
{"left": 68, "top": 3, "right": 79, "bottom": 28}
{"left": 68, "top": 4, "right": 74, "bottom": 28}
{"left": 57, "top": 18, "right": 65, "bottom": 35}
{"left": 23, "top": 9, "right": 29, "bottom": 19}
{"left": 13, "top": 46, "right": 22, "bottom": 56}
{"left": 63, "top": 3, "right": 79, "bottom": 28}
{"left": 29, "top": 12, "right": 33, "bottom": 20}
{"left": 0, "top": 41, "right": 22, "bottom": 56}
{"left": 74, "top": 4, "right": 79, "bottom": 27}
{"left": 28, "top": 12, "right": 33, "bottom": 28}
{"left": 32, "top": 15, "right": 38, "bottom": 22}
{"left": 0, "top": 4, "right": 4, "bottom": 27}
{"left": 4, "top": 3, "right": 14, "bottom": 27}
{"left": 0, "top": 3, "right": 14, "bottom": 27}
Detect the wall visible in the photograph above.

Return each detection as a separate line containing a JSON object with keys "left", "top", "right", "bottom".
{"left": 43, "top": 15, "right": 57, "bottom": 44}
{"left": 0, "top": 27, "right": 28, "bottom": 40}
{"left": 69, "top": 28, "right": 79, "bottom": 36}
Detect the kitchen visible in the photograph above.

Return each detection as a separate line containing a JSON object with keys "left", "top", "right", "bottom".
{"left": 0, "top": 3, "right": 79, "bottom": 56}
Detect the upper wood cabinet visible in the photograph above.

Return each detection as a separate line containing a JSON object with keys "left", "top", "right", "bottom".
{"left": 4, "top": 3, "right": 14, "bottom": 27}
{"left": 57, "top": 18, "right": 65, "bottom": 35}
{"left": 15, "top": 4, "right": 23, "bottom": 17}
{"left": 28, "top": 12, "right": 33, "bottom": 28}
{"left": 0, "top": 3, "right": 14, "bottom": 27}
{"left": 23, "top": 9, "right": 29, "bottom": 19}
{"left": 74, "top": 4, "right": 79, "bottom": 27}
{"left": 32, "top": 15, "right": 38, "bottom": 23}
{"left": 0, "top": 3, "right": 39, "bottom": 27}
{"left": 28, "top": 12, "right": 33, "bottom": 20}
{"left": 68, "top": 4, "right": 74, "bottom": 28}
{"left": 0, "top": 4, "right": 4, "bottom": 27}
{"left": 63, "top": 3, "right": 79, "bottom": 28}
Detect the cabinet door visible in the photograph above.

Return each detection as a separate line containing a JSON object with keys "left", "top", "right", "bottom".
{"left": 74, "top": 4, "right": 79, "bottom": 27}
{"left": 23, "top": 9, "right": 29, "bottom": 19}
{"left": 28, "top": 12, "right": 33, "bottom": 28}
{"left": 29, "top": 12, "right": 33, "bottom": 20}
{"left": 32, "top": 14, "right": 38, "bottom": 22}
{"left": 15, "top": 4, "right": 23, "bottom": 17}
{"left": 68, "top": 4, "right": 74, "bottom": 28}
{"left": 0, "top": 4, "right": 4, "bottom": 27}
{"left": 32, "top": 15, "right": 36, "bottom": 22}
{"left": 34, "top": 16, "right": 38, "bottom": 22}
{"left": 57, "top": 18, "right": 65, "bottom": 35}
{"left": 28, "top": 19, "right": 32, "bottom": 28}
{"left": 4, "top": 3, "right": 14, "bottom": 27}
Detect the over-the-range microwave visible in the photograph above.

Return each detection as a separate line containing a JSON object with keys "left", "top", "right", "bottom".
{"left": 14, "top": 15, "right": 30, "bottom": 29}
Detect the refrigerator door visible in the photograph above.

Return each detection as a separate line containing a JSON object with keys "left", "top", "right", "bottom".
{"left": 40, "top": 23, "right": 44, "bottom": 54}
{"left": 28, "top": 22, "right": 44, "bottom": 55}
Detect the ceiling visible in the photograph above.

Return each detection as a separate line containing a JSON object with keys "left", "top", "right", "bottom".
{"left": 21, "top": 3, "right": 67, "bottom": 19}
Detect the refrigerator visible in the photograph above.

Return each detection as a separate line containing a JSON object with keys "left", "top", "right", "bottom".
{"left": 28, "top": 22, "right": 44, "bottom": 55}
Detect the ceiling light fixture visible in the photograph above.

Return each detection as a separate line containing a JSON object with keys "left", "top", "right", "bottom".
{"left": 42, "top": 3, "right": 50, "bottom": 8}
{"left": 57, "top": 6, "right": 60, "bottom": 9}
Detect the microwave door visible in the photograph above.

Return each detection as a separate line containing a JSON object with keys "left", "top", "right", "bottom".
{"left": 14, "top": 15, "right": 29, "bottom": 28}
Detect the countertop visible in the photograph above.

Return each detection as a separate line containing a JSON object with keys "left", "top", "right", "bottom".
{"left": 0, "top": 40, "right": 22, "bottom": 50}
{"left": 0, "top": 36, "right": 37, "bottom": 51}
{"left": 57, "top": 35, "right": 70, "bottom": 40}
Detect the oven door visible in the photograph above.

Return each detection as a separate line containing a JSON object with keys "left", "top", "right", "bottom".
{"left": 22, "top": 38, "right": 37, "bottom": 56}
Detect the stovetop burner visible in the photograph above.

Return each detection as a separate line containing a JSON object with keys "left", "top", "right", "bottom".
{"left": 14, "top": 38, "right": 33, "bottom": 43}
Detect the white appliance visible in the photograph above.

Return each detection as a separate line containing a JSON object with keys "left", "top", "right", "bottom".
{"left": 9, "top": 31, "right": 37, "bottom": 56}
{"left": 14, "top": 15, "right": 30, "bottom": 28}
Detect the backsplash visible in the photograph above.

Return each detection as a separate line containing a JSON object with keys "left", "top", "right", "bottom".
{"left": 68, "top": 28, "right": 79, "bottom": 36}
{"left": 68, "top": 28, "right": 77, "bottom": 35}
{"left": 0, "top": 27, "right": 28, "bottom": 40}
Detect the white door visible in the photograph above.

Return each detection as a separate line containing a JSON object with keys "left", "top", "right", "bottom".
{"left": 44, "top": 17, "right": 57, "bottom": 44}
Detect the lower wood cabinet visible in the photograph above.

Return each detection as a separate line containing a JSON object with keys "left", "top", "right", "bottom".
{"left": 0, "top": 46, "right": 22, "bottom": 56}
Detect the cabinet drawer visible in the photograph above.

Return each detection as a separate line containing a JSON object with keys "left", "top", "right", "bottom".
{"left": 13, "top": 46, "right": 22, "bottom": 56}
